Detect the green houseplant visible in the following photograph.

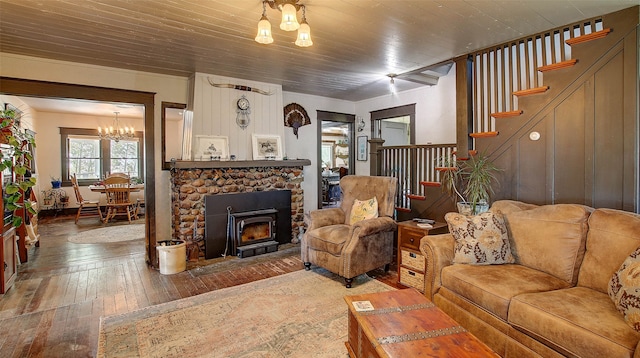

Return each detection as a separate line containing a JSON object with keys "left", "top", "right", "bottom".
{"left": 437, "top": 152, "right": 501, "bottom": 215}
{"left": 0, "top": 106, "right": 37, "bottom": 227}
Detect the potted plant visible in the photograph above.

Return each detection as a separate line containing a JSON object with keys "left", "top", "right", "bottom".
{"left": 0, "top": 106, "right": 37, "bottom": 227}
{"left": 437, "top": 152, "right": 501, "bottom": 215}
{"left": 50, "top": 176, "right": 62, "bottom": 189}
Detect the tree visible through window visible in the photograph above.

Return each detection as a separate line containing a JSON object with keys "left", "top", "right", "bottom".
{"left": 68, "top": 136, "right": 100, "bottom": 180}
{"left": 110, "top": 140, "right": 139, "bottom": 178}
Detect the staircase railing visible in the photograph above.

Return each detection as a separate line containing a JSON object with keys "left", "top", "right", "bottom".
{"left": 374, "top": 13, "right": 612, "bottom": 212}
{"left": 470, "top": 15, "right": 605, "bottom": 135}
{"left": 378, "top": 144, "right": 456, "bottom": 210}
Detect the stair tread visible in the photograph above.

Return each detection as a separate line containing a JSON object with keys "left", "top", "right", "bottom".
{"left": 420, "top": 181, "right": 441, "bottom": 187}
{"left": 470, "top": 131, "right": 499, "bottom": 138}
{"left": 566, "top": 28, "right": 611, "bottom": 46}
{"left": 491, "top": 110, "right": 523, "bottom": 118}
{"left": 407, "top": 194, "right": 426, "bottom": 200}
{"left": 513, "top": 86, "right": 549, "bottom": 96}
{"left": 538, "top": 59, "right": 578, "bottom": 72}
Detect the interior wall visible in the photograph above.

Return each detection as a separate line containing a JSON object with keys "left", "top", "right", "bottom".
{"left": 282, "top": 92, "right": 355, "bottom": 212}
{"left": 27, "top": 110, "right": 144, "bottom": 207}
{"left": 189, "top": 73, "right": 285, "bottom": 160}
{"left": 0, "top": 52, "right": 188, "bottom": 242}
{"left": 354, "top": 63, "right": 457, "bottom": 175}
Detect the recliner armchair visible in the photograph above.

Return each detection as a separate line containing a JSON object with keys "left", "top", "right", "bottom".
{"left": 302, "top": 175, "right": 398, "bottom": 287}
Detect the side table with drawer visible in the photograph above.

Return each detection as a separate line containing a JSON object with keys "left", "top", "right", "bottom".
{"left": 397, "top": 220, "right": 448, "bottom": 292}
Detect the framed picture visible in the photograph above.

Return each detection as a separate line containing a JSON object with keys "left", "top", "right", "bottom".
{"left": 4, "top": 103, "right": 22, "bottom": 127}
{"left": 252, "top": 134, "right": 283, "bottom": 160}
{"left": 194, "top": 135, "right": 229, "bottom": 160}
{"left": 357, "top": 135, "right": 368, "bottom": 161}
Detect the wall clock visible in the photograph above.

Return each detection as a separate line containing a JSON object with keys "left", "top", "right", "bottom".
{"left": 283, "top": 103, "right": 311, "bottom": 139}
{"left": 236, "top": 95, "right": 251, "bottom": 129}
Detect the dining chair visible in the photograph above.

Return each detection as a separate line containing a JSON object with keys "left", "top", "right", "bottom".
{"left": 133, "top": 198, "right": 145, "bottom": 219}
{"left": 71, "top": 174, "right": 102, "bottom": 224}
{"left": 103, "top": 175, "right": 135, "bottom": 223}
{"left": 106, "top": 172, "right": 130, "bottom": 180}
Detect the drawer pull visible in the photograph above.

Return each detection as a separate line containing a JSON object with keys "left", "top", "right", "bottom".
{"left": 409, "top": 238, "right": 414, "bottom": 243}
{"left": 409, "top": 252, "right": 417, "bottom": 258}
{"left": 408, "top": 271, "right": 416, "bottom": 276}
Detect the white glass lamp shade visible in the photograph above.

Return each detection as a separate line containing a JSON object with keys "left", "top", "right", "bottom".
{"left": 279, "top": 3, "right": 299, "bottom": 31}
{"left": 255, "top": 16, "right": 274, "bottom": 44}
{"left": 295, "top": 21, "right": 312, "bottom": 47}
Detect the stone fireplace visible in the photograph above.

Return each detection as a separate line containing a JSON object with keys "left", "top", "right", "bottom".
{"left": 170, "top": 159, "right": 310, "bottom": 260}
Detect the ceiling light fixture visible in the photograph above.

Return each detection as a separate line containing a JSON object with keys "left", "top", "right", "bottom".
{"left": 255, "top": 0, "right": 312, "bottom": 47}
{"left": 98, "top": 112, "right": 134, "bottom": 142}
{"left": 388, "top": 74, "right": 397, "bottom": 94}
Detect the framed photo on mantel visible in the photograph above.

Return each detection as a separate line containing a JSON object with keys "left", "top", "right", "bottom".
{"left": 252, "top": 134, "right": 283, "bottom": 160}
{"left": 194, "top": 135, "right": 229, "bottom": 160}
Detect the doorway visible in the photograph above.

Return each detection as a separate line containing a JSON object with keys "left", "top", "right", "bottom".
{"left": 0, "top": 77, "right": 157, "bottom": 266}
{"left": 317, "top": 111, "right": 355, "bottom": 209}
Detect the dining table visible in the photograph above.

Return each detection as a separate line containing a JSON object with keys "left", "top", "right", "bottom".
{"left": 88, "top": 183, "right": 145, "bottom": 193}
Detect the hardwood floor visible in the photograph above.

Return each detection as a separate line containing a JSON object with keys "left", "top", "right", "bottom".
{"left": 0, "top": 215, "right": 400, "bottom": 357}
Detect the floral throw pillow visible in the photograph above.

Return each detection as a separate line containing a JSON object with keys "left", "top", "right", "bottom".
{"left": 445, "top": 211, "right": 515, "bottom": 265}
{"left": 349, "top": 197, "right": 379, "bottom": 225}
{"left": 608, "top": 246, "right": 640, "bottom": 332}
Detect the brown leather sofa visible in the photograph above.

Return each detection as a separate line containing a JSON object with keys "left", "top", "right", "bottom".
{"left": 420, "top": 200, "right": 640, "bottom": 358}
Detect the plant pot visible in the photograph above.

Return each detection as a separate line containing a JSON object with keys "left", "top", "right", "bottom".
{"left": 51, "top": 181, "right": 62, "bottom": 189}
{"left": 457, "top": 202, "right": 489, "bottom": 216}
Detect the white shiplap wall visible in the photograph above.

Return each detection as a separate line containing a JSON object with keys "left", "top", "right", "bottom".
{"left": 190, "top": 73, "right": 285, "bottom": 161}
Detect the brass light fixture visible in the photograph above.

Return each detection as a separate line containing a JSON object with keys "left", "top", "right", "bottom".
{"left": 255, "top": 0, "right": 312, "bottom": 47}
{"left": 98, "top": 112, "right": 134, "bottom": 142}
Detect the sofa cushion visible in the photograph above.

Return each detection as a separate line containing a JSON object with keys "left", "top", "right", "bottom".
{"left": 501, "top": 204, "right": 592, "bottom": 284}
{"left": 441, "top": 264, "right": 570, "bottom": 321}
{"left": 509, "top": 287, "right": 640, "bottom": 358}
{"left": 445, "top": 211, "right": 515, "bottom": 265}
{"left": 490, "top": 200, "right": 539, "bottom": 215}
{"left": 609, "top": 246, "right": 640, "bottom": 332}
{"left": 349, "top": 197, "right": 378, "bottom": 225}
{"left": 578, "top": 208, "right": 640, "bottom": 294}
{"left": 305, "top": 224, "right": 351, "bottom": 255}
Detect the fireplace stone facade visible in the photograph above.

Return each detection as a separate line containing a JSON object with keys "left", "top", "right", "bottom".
{"left": 170, "top": 161, "right": 309, "bottom": 260}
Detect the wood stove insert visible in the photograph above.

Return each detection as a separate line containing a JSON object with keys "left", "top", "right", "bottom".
{"left": 204, "top": 191, "right": 292, "bottom": 259}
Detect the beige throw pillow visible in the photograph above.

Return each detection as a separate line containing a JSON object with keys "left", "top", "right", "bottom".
{"left": 609, "top": 246, "right": 640, "bottom": 332}
{"left": 446, "top": 211, "right": 515, "bottom": 265}
{"left": 349, "top": 197, "right": 378, "bottom": 225}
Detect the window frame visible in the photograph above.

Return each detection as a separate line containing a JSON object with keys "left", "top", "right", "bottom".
{"left": 60, "top": 127, "right": 144, "bottom": 187}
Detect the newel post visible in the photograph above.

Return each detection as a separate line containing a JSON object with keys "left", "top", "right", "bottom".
{"left": 368, "top": 138, "right": 385, "bottom": 176}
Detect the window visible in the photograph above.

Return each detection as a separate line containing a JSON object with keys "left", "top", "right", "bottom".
{"left": 110, "top": 140, "right": 140, "bottom": 177}
{"left": 60, "top": 128, "right": 143, "bottom": 186}
{"left": 68, "top": 135, "right": 100, "bottom": 180}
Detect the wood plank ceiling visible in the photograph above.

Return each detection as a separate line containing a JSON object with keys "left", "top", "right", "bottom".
{"left": 0, "top": 0, "right": 636, "bottom": 101}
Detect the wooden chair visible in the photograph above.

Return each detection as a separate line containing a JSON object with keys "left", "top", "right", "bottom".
{"left": 106, "top": 172, "right": 130, "bottom": 181}
{"left": 71, "top": 174, "right": 102, "bottom": 224}
{"left": 102, "top": 175, "right": 135, "bottom": 223}
{"left": 133, "top": 198, "right": 145, "bottom": 219}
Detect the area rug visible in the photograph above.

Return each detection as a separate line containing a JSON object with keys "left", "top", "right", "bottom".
{"left": 97, "top": 269, "right": 394, "bottom": 357}
{"left": 68, "top": 224, "right": 145, "bottom": 244}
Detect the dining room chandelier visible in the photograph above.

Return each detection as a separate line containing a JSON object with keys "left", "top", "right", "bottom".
{"left": 255, "top": 0, "right": 312, "bottom": 47}
{"left": 98, "top": 112, "right": 134, "bottom": 142}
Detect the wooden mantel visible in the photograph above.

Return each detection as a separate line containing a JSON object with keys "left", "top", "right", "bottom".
{"left": 170, "top": 159, "right": 311, "bottom": 169}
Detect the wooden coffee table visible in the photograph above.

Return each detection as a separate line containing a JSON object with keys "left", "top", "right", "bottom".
{"left": 344, "top": 288, "right": 498, "bottom": 358}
